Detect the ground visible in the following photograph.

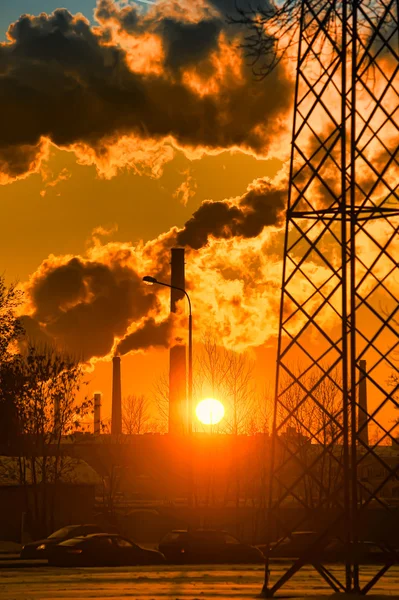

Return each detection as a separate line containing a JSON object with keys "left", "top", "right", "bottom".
{"left": 0, "top": 565, "right": 399, "bottom": 600}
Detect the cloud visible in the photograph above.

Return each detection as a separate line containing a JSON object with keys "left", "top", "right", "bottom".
{"left": 0, "top": 1, "right": 292, "bottom": 182}
{"left": 40, "top": 167, "right": 71, "bottom": 197}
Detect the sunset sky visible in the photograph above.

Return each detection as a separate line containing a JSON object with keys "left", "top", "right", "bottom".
{"left": 0, "top": 0, "right": 293, "bottom": 423}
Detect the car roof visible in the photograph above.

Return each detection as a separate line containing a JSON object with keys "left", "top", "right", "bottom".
{"left": 58, "top": 524, "right": 102, "bottom": 530}
{"left": 170, "top": 529, "right": 227, "bottom": 534}
{"left": 84, "top": 533, "right": 121, "bottom": 538}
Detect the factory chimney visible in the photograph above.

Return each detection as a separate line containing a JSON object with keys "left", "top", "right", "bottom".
{"left": 358, "top": 359, "right": 369, "bottom": 446}
{"left": 112, "top": 356, "right": 122, "bottom": 435}
{"left": 169, "top": 248, "right": 187, "bottom": 435}
{"left": 93, "top": 393, "right": 102, "bottom": 435}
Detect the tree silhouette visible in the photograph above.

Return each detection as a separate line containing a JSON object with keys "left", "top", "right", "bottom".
{"left": 0, "top": 276, "right": 24, "bottom": 447}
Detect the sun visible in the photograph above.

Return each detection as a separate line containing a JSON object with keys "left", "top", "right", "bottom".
{"left": 196, "top": 398, "right": 225, "bottom": 425}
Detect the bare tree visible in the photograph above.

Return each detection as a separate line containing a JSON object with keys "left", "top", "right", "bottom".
{"left": 152, "top": 371, "right": 169, "bottom": 433}
{"left": 196, "top": 331, "right": 231, "bottom": 403}
{"left": 230, "top": 0, "right": 387, "bottom": 80}
{"left": 192, "top": 331, "right": 259, "bottom": 510}
{"left": 223, "top": 351, "right": 256, "bottom": 435}
{"left": 194, "top": 331, "right": 256, "bottom": 434}
{"left": 278, "top": 364, "right": 344, "bottom": 508}
{"left": 247, "top": 385, "right": 274, "bottom": 435}
{"left": 9, "top": 344, "right": 91, "bottom": 536}
{"left": 0, "top": 277, "right": 24, "bottom": 447}
{"left": 122, "top": 394, "right": 150, "bottom": 434}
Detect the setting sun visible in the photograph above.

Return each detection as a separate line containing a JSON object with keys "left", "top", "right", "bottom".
{"left": 196, "top": 398, "right": 225, "bottom": 425}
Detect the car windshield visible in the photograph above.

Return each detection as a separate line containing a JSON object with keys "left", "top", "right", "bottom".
{"left": 224, "top": 534, "right": 240, "bottom": 545}
{"left": 48, "top": 526, "right": 78, "bottom": 539}
{"left": 114, "top": 537, "right": 136, "bottom": 548}
{"left": 161, "top": 532, "right": 184, "bottom": 544}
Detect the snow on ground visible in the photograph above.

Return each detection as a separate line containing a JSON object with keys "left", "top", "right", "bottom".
{"left": 0, "top": 564, "right": 399, "bottom": 600}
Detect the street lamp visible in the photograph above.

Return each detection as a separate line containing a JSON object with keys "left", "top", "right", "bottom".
{"left": 142, "top": 275, "right": 193, "bottom": 434}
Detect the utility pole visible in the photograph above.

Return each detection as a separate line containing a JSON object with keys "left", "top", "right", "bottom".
{"left": 258, "top": 0, "right": 399, "bottom": 595}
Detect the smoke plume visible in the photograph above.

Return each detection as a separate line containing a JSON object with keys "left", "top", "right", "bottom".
{"left": 177, "top": 179, "right": 285, "bottom": 248}
{"left": 22, "top": 246, "right": 169, "bottom": 360}
{"left": 116, "top": 316, "right": 175, "bottom": 356}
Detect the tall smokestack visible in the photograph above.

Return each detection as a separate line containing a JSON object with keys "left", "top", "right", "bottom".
{"left": 112, "top": 356, "right": 122, "bottom": 436}
{"left": 358, "top": 359, "right": 369, "bottom": 446}
{"left": 94, "top": 393, "right": 102, "bottom": 435}
{"left": 169, "top": 247, "right": 187, "bottom": 435}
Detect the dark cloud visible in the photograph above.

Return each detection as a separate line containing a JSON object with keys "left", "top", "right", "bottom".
{"left": 95, "top": 0, "right": 223, "bottom": 71}
{"left": 116, "top": 316, "right": 174, "bottom": 356}
{"left": 176, "top": 179, "right": 285, "bottom": 248}
{"left": 24, "top": 254, "right": 160, "bottom": 360}
{"left": 158, "top": 19, "right": 223, "bottom": 72}
{"left": 95, "top": 0, "right": 140, "bottom": 32}
{"left": 0, "top": 2, "right": 291, "bottom": 181}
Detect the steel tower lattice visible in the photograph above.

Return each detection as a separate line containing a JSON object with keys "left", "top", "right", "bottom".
{"left": 263, "top": 0, "right": 399, "bottom": 595}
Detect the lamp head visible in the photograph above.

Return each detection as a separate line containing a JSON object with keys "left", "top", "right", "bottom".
{"left": 142, "top": 275, "right": 158, "bottom": 284}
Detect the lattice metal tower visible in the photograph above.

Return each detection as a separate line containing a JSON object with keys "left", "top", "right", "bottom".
{"left": 262, "top": 0, "right": 399, "bottom": 595}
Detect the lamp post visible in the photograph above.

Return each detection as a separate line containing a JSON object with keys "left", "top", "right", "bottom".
{"left": 142, "top": 276, "right": 193, "bottom": 434}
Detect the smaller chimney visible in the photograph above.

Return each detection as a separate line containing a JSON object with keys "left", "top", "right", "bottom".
{"left": 358, "top": 359, "right": 369, "bottom": 446}
{"left": 112, "top": 356, "right": 122, "bottom": 436}
{"left": 94, "top": 393, "right": 102, "bottom": 435}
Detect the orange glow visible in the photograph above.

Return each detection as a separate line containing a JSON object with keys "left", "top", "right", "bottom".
{"left": 196, "top": 398, "right": 225, "bottom": 425}
{"left": 182, "top": 33, "right": 244, "bottom": 98}
{"left": 122, "top": 33, "right": 164, "bottom": 76}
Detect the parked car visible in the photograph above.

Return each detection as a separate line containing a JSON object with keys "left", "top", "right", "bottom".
{"left": 20, "top": 524, "right": 116, "bottom": 559}
{"left": 158, "top": 529, "right": 264, "bottom": 564}
{"left": 261, "top": 531, "right": 399, "bottom": 565}
{"left": 268, "top": 531, "right": 322, "bottom": 558}
{"left": 48, "top": 534, "right": 166, "bottom": 567}
{"left": 323, "top": 539, "right": 399, "bottom": 564}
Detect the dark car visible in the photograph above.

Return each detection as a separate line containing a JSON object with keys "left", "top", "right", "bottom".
{"left": 20, "top": 524, "right": 114, "bottom": 559}
{"left": 158, "top": 529, "right": 264, "bottom": 564}
{"left": 267, "top": 531, "right": 322, "bottom": 558}
{"left": 323, "top": 539, "right": 399, "bottom": 564}
{"left": 48, "top": 533, "right": 166, "bottom": 567}
{"left": 262, "top": 532, "right": 399, "bottom": 565}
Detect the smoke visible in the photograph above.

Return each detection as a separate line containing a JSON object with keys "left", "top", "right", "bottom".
{"left": 116, "top": 316, "right": 175, "bottom": 355}
{"left": 22, "top": 246, "right": 169, "bottom": 360}
{"left": 0, "top": 0, "right": 292, "bottom": 182}
{"left": 19, "top": 173, "right": 288, "bottom": 360}
{"left": 177, "top": 178, "right": 285, "bottom": 248}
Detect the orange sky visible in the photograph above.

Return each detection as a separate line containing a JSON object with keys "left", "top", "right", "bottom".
{"left": 2, "top": 0, "right": 397, "bottom": 434}
{"left": 0, "top": 0, "right": 293, "bottom": 423}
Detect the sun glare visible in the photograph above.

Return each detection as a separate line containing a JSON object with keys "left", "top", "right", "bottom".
{"left": 196, "top": 398, "right": 225, "bottom": 425}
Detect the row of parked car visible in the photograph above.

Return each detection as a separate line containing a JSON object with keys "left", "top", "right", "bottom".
{"left": 20, "top": 525, "right": 264, "bottom": 566}
{"left": 20, "top": 525, "right": 399, "bottom": 567}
